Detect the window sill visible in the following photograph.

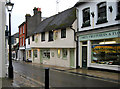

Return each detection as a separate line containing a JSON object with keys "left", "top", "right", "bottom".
{"left": 96, "top": 17, "right": 108, "bottom": 25}
{"left": 81, "top": 24, "right": 91, "bottom": 28}
{"left": 61, "top": 37, "right": 66, "bottom": 39}
{"left": 81, "top": 21, "right": 91, "bottom": 28}
{"left": 41, "top": 40, "right": 45, "bottom": 42}
{"left": 48, "top": 40, "right": 53, "bottom": 42}
{"left": 62, "top": 57, "right": 67, "bottom": 60}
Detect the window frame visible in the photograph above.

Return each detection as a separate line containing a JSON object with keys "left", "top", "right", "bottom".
{"left": 41, "top": 32, "right": 45, "bottom": 41}
{"left": 61, "top": 29, "right": 66, "bottom": 38}
{"left": 33, "top": 49, "right": 37, "bottom": 58}
{"left": 82, "top": 7, "right": 91, "bottom": 28}
{"left": 29, "top": 50, "right": 31, "bottom": 58}
{"left": 23, "top": 25, "right": 25, "bottom": 34}
{"left": 22, "top": 36, "right": 24, "bottom": 46}
{"left": 62, "top": 49, "right": 68, "bottom": 59}
{"left": 41, "top": 49, "right": 50, "bottom": 59}
{"left": 96, "top": 2, "right": 108, "bottom": 24}
{"left": 48, "top": 31, "right": 53, "bottom": 41}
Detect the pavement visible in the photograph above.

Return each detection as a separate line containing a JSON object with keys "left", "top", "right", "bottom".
{"left": 1, "top": 71, "right": 44, "bottom": 88}
{"left": 1, "top": 61, "right": 120, "bottom": 88}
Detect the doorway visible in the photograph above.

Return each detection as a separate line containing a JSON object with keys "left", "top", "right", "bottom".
{"left": 82, "top": 46, "right": 87, "bottom": 68}
{"left": 70, "top": 49, "right": 75, "bottom": 68}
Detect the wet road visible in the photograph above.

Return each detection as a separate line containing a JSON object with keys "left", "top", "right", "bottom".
{"left": 13, "top": 61, "right": 119, "bottom": 88}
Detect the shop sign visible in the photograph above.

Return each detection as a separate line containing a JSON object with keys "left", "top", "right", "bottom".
{"left": 79, "top": 30, "right": 120, "bottom": 41}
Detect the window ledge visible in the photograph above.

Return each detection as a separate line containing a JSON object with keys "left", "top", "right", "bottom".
{"left": 81, "top": 21, "right": 91, "bottom": 28}
{"left": 48, "top": 40, "right": 54, "bottom": 42}
{"left": 41, "top": 40, "right": 45, "bottom": 42}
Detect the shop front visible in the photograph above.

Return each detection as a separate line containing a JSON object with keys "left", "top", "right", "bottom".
{"left": 79, "top": 30, "right": 120, "bottom": 71}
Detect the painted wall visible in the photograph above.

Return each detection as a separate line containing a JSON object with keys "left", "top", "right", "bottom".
{"left": 31, "top": 48, "right": 76, "bottom": 68}
{"left": 19, "top": 23, "right": 26, "bottom": 47}
{"left": 77, "top": 0, "right": 118, "bottom": 32}
{"left": 0, "top": 0, "right": 6, "bottom": 78}
{"left": 30, "top": 20, "right": 77, "bottom": 48}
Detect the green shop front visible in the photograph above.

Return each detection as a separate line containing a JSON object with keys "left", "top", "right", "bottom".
{"left": 79, "top": 30, "right": 120, "bottom": 71}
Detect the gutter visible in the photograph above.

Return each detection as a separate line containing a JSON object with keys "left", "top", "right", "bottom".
{"left": 70, "top": 26, "right": 79, "bottom": 69}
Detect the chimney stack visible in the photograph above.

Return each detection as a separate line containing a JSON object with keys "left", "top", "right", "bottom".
{"left": 25, "top": 14, "right": 31, "bottom": 22}
{"left": 33, "top": 7, "right": 41, "bottom": 15}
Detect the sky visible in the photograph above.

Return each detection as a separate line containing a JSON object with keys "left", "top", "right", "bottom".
{"left": 6, "top": 0, "right": 79, "bottom": 35}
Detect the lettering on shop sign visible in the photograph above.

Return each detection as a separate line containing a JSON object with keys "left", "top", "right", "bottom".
{"left": 79, "top": 30, "right": 120, "bottom": 41}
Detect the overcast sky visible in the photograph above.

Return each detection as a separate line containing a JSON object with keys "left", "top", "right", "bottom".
{"left": 6, "top": 0, "right": 79, "bottom": 35}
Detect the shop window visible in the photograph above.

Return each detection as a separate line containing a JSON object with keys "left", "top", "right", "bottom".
{"left": 115, "top": 1, "right": 120, "bottom": 20}
{"left": 41, "top": 49, "right": 50, "bottom": 59}
{"left": 62, "top": 49, "right": 67, "bottom": 59}
{"left": 61, "top": 29, "right": 66, "bottom": 38}
{"left": 49, "top": 31, "right": 53, "bottom": 41}
{"left": 57, "top": 49, "right": 61, "bottom": 58}
{"left": 82, "top": 8, "right": 91, "bottom": 27}
{"left": 41, "top": 32, "right": 45, "bottom": 41}
{"left": 96, "top": 2, "right": 108, "bottom": 24}
{"left": 91, "top": 39, "right": 120, "bottom": 65}
{"left": 32, "top": 35, "right": 34, "bottom": 41}
{"left": 33, "top": 50, "right": 37, "bottom": 58}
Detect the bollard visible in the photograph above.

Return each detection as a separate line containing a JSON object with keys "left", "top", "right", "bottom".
{"left": 45, "top": 68, "right": 49, "bottom": 89}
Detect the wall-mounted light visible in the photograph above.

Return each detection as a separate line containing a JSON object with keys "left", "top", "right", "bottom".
{"left": 91, "top": 12, "right": 94, "bottom": 18}
{"left": 109, "top": 6, "right": 113, "bottom": 13}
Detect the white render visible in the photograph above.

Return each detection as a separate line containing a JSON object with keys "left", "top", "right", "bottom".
{"left": 29, "top": 20, "right": 77, "bottom": 68}
{"left": 76, "top": 0, "right": 118, "bottom": 32}
{"left": 77, "top": 0, "right": 120, "bottom": 71}
{"left": 0, "top": 0, "right": 6, "bottom": 78}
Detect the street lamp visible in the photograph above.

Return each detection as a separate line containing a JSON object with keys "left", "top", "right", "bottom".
{"left": 5, "top": 0, "right": 14, "bottom": 79}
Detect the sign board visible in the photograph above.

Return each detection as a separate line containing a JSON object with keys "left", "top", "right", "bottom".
{"left": 79, "top": 30, "right": 120, "bottom": 41}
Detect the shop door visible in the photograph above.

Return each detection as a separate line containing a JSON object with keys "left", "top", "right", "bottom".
{"left": 70, "top": 49, "right": 75, "bottom": 68}
{"left": 82, "top": 46, "right": 87, "bottom": 68}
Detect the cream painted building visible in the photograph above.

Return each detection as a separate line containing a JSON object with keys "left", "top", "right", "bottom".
{"left": 26, "top": 7, "right": 77, "bottom": 68}
{"left": 75, "top": 0, "right": 120, "bottom": 71}
{"left": 0, "top": 0, "right": 6, "bottom": 78}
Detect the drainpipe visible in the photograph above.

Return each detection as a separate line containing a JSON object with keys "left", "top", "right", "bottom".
{"left": 70, "top": 26, "right": 79, "bottom": 69}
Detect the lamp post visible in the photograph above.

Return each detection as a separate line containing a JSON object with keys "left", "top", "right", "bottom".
{"left": 5, "top": 0, "right": 14, "bottom": 79}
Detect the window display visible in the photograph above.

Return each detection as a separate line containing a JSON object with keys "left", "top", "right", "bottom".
{"left": 92, "top": 44, "right": 120, "bottom": 65}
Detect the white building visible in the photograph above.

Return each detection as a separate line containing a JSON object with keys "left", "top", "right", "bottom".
{"left": 0, "top": 0, "right": 6, "bottom": 77}
{"left": 75, "top": 0, "right": 120, "bottom": 71}
{"left": 27, "top": 7, "right": 77, "bottom": 68}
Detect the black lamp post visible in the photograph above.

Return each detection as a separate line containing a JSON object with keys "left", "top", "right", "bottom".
{"left": 5, "top": 0, "right": 14, "bottom": 79}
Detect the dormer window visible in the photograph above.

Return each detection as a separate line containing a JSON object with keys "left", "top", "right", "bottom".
{"left": 96, "top": 2, "right": 108, "bottom": 24}
{"left": 82, "top": 8, "right": 90, "bottom": 28}
{"left": 115, "top": 1, "right": 120, "bottom": 20}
